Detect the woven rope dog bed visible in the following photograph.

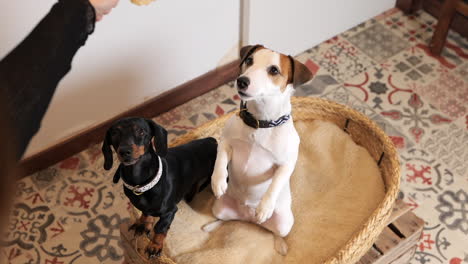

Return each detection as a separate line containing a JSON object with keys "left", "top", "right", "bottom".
{"left": 127, "top": 96, "right": 400, "bottom": 264}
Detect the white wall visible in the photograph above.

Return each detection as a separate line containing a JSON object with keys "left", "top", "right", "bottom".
{"left": 1, "top": 0, "right": 395, "bottom": 158}
{"left": 245, "top": 0, "right": 396, "bottom": 55}
{"left": 0, "top": 0, "right": 239, "bottom": 158}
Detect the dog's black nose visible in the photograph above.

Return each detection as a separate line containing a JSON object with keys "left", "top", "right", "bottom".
{"left": 118, "top": 147, "right": 132, "bottom": 158}
{"left": 236, "top": 76, "right": 250, "bottom": 90}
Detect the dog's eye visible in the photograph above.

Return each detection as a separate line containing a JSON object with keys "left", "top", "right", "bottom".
{"left": 268, "top": 66, "right": 280, "bottom": 76}
{"left": 135, "top": 129, "right": 145, "bottom": 137}
{"left": 111, "top": 130, "right": 119, "bottom": 137}
{"left": 245, "top": 57, "right": 253, "bottom": 66}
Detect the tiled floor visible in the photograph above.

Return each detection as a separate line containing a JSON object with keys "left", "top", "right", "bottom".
{"left": 3, "top": 7, "right": 468, "bottom": 264}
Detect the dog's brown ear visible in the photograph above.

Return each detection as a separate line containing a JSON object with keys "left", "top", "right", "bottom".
{"left": 146, "top": 119, "right": 168, "bottom": 157}
{"left": 239, "top": 44, "right": 263, "bottom": 66}
{"left": 288, "top": 56, "right": 313, "bottom": 88}
{"left": 102, "top": 129, "right": 114, "bottom": 170}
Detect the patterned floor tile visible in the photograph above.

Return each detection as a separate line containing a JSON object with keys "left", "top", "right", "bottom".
{"left": 155, "top": 83, "right": 235, "bottom": 127}
{"left": 344, "top": 66, "right": 414, "bottom": 109}
{"left": 320, "top": 86, "right": 415, "bottom": 150}
{"left": 454, "top": 114, "right": 468, "bottom": 131}
{"left": 399, "top": 148, "right": 458, "bottom": 205}
{"left": 455, "top": 62, "right": 468, "bottom": 83}
{"left": 410, "top": 212, "right": 468, "bottom": 264}
{"left": 303, "top": 36, "right": 376, "bottom": 82}
{"left": 380, "top": 93, "right": 452, "bottom": 144}
{"left": 380, "top": 10, "right": 436, "bottom": 45}
{"left": 398, "top": 148, "right": 468, "bottom": 264}
{"left": 36, "top": 162, "right": 128, "bottom": 263}
{"left": 340, "top": 18, "right": 379, "bottom": 39}
{"left": 346, "top": 23, "right": 410, "bottom": 63}
{"left": 293, "top": 54, "right": 341, "bottom": 96}
{"left": 380, "top": 8, "right": 468, "bottom": 71}
{"left": 387, "top": 45, "right": 448, "bottom": 86}
{"left": 443, "top": 31, "right": 468, "bottom": 68}
{"left": 0, "top": 178, "right": 83, "bottom": 264}
{"left": 414, "top": 71, "right": 467, "bottom": 119}
{"left": 345, "top": 66, "right": 452, "bottom": 144}
{"left": 422, "top": 123, "right": 468, "bottom": 177}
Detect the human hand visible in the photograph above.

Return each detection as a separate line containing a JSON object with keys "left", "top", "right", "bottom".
{"left": 89, "top": 0, "right": 119, "bottom": 21}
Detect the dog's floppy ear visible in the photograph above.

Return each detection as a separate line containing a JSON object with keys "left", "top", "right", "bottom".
{"left": 239, "top": 44, "right": 263, "bottom": 66}
{"left": 288, "top": 55, "right": 313, "bottom": 88}
{"left": 113, "top": 164, "right": 122, "bottom": 183}
{"left": 146, "top": 119, "right": 168, "bottom": 157}
{"left": 102, "top": 128, "right": 114, "bottom": 170}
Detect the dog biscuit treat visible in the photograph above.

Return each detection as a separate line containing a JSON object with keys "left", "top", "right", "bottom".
{"left": 131, "top": 0, "right": 155, "bottom": 6}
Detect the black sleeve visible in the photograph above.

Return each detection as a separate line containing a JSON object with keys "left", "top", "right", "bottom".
{"left": 0, "top": 0, "right": 96, "bottom": 159}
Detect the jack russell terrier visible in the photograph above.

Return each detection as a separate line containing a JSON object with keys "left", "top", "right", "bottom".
{"left": 203, "top": 45, "right": 313, "bottom": 255}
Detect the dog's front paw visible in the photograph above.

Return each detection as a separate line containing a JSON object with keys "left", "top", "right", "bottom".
{"left": 129, "top": 223, "right": 151, "bottom": 237}
{"left": 145, "top": 233, "right": 166, "bottom": 259}
{"left": 145, "top": 242, "right": 162, "bottom": 259}
{"left": 255, "top": 197, "right": 275, "bottom": 224}
{"left": 211, "top": 171, "right": 228, "bottom": 198}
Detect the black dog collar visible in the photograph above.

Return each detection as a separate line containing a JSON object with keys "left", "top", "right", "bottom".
{"left": 238, "top": 101, "right": 291, "bottom": 129}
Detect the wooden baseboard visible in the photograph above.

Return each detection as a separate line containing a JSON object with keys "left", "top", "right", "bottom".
{"left": 18, "top": 60, "right": 240, "bottom": 177}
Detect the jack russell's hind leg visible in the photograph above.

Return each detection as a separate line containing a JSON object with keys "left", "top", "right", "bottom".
{"left": 260, "top": 207, "right": 294, "bottom": 256}
{"left": 202, "top": 194, "right": 248, "bottom": 232}
{"left": 260, "top": 208, "right": 294, "bottom": 237}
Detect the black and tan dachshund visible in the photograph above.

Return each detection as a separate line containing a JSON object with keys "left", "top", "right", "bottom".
{"left": 102, "top": 117, "right": 217, "bottom": 258}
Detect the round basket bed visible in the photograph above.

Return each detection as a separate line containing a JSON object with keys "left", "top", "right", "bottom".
{"left": 126, "top": 96, "right": 400, "bottom": 264}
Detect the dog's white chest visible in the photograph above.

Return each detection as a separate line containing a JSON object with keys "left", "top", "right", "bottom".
{"left": 221, "top": 116, "right": 299, "bottom": 205}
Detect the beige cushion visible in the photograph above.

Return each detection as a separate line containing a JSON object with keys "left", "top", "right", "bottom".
{"left": 164, "top": 120, "right": 385, "bottom": 264}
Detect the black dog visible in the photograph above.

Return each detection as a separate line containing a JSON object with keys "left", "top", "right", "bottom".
{"left": 102, "top": 117, "right": 217, "bottom": 258}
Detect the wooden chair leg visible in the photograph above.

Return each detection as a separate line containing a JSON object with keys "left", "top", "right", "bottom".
{"left": 396, "top": 0, "right": 423, "bottom": 14}
{"left": 430, "top": 0, "right": 459, "bottom": 56}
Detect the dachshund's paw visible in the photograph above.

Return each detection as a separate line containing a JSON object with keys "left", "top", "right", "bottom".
{"left": 145, "top": 242, "right": 162, "bottom": 259}
{"left": 129, "top": 223, "right": 151, "bottom": 237}
{"left": 255, "top": 197, "right": 275, "bottom": 224}
{"left": 211, "top": 172, "right": 228, "bottom": 198}
{"left": 145, "top": 233, "right": 166, "bottom": 259}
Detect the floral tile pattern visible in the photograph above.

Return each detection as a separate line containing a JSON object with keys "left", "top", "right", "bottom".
{"left": 422, "top": 124, "right": 468, "bottom": 177}
{"left": 414, "top": 71, "right": 467, "bottom": 119}
{"left": 4, "top": 8, "right": 468, "bottom": 264}
{"left": 380, "top": 10, "right": 436, "bottom": 44}
{"left": 304, "top": 36, "right": 376, "bottom": 82}
{"left": 346, "top": 23, "right": 410, "bottom": 62}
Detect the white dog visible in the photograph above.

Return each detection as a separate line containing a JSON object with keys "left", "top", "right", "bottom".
{"left": 204, "top": 45, "right": 313, "bottom": 254}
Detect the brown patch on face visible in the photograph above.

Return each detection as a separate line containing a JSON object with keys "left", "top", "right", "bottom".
{"left": 273, "top": 54, "right": 293, "bottom": 92}
{"left": 131, "top": 144, "right": 146, "bottom": 159}
{"left": 240, "top": 46, "right": 265, "bottom": 72}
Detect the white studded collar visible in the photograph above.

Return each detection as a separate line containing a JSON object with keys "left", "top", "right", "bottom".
{"left": 122, "top": 156, "right": 163, "bottom": 195}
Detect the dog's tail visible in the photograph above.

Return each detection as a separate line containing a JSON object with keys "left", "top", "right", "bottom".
{"left": 201, "top": 220, "right": 223, "bottom": 232}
